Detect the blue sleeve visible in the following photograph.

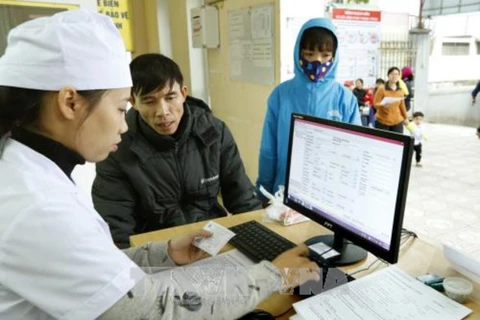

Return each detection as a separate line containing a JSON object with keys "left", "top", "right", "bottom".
{"left": 256, "top": 88, "right": 279, "bottom": 196}
{"left": 472, "top": 81, "right": 480, "bottom": 97}
{"left": 347, "top": 94, "right": 361, "bottom": 125}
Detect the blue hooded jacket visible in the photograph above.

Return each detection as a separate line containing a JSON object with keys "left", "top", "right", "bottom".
{"left": 257, "top": 18, "right": 361, "bottom": 195}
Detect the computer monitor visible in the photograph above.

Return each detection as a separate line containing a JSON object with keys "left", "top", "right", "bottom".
{"left": 284, "top": 113, "right": 413, "bottom": 266}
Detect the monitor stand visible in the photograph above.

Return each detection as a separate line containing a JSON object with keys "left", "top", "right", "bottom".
{"left": 305, "top": 234, "right": 367, "bottom": 267}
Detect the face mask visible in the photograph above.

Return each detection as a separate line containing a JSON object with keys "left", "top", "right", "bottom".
{"left": 299, "top": 56, "right": 334, "bottom": 82}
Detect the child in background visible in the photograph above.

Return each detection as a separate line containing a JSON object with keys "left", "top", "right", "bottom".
{"left": 367, "top": 78, "right": 385, "bottom": 127}
{"left": 364, "top": 88, "right": 374, "bottom": 127}
{"left": 406, "top": 111, "right": 426, "bottom": 167}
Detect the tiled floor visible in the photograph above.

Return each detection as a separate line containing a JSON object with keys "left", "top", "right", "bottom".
{"left": 402, "top": 123, "right": 480, "bottom": 261}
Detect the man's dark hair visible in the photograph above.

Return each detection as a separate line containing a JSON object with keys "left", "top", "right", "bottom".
{"left": 356, "top": 78, "right": 364, "bottom": 85}
{"left": 376, "top": 78, "right": 385, "bottom": 85}
{"left": 300, "top": 27, "right": 337, "bottom": 54}
{"left": 130, "top": 53, "right": 184, "bottom": 97}
{"left": 413, "top": 111, "right": 424, "bottom": 118}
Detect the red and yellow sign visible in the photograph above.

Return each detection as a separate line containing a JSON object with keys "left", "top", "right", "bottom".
{"left": 97, "top": 0, "right": 134, "bottom": 51}
{"left": 332, "top": 8, "right": 381, "bottom": 22}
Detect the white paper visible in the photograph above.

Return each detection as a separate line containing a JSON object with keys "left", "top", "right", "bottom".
{"left": 251, "top": 6, "right": 273, "bottom": 39}
{"left": 380, "top": 97, "right": 403, "bottom": 106}
{"left": 308, "top": 242, "right": 340, "bottom": 260}
{"left": 289, "top": 314, "right": 305, "bottom": 320}
{"left": 152, "top": 249, "right": 255, "bottom": 296}
{"left": 230, "top": 61, "right": 242, "bottom": 77}
{"left": 241, "top": 40, "right": 253, "bottom": 60}
{"left": 332, "top": 11, "right": 381, "bottom": 88}
{"left": 229, "top": 40, "right": 243, "bottom": 77}
{"left": 193, "top": 221, "right": 236, "bottom": 256}
{"left": 444, "top": 245, "right": 480, "bottom": 283}
{"left": 293, "top": 266, "right": 472, "bottom": 320}
{"left": 228, "top": 10, "right": 245, "bottom": 40}
{"left": 252, "top": 38, "right": 273, "bottom": 68}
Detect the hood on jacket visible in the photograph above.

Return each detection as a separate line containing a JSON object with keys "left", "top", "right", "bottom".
{"left": 294, "top": 18, "right": 339, "bottom": 83}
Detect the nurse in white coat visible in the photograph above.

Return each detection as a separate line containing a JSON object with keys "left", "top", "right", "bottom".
{"left": 0, "top": 9, "right": 318, "bottom": 320}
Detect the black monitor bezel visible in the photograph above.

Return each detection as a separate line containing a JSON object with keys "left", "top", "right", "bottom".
{"left": 283, "top": 113, "right": 413, "bottom": 264}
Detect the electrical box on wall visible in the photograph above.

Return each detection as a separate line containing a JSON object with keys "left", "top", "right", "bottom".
{"left": 191, "top": 5, "right": 219, "bottom": 48}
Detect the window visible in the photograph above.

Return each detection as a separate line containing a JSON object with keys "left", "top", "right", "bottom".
{"left": 442, "top": 42, "right": 470, "bottom": 56}
{"left": 0, "top": 5, "right": 68, "bottom": 55}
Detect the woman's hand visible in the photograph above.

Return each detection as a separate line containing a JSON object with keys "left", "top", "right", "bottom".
{"left": 272, "top": 245, "right": 320, "bottom": 288}
{"left": 403, "top": 118, "right": 410, "bottom": 126}
{"left": 167, "top": 229, "right": 212, "bottom": 265}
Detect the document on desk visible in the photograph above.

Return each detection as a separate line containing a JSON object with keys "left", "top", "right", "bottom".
{"left": 293, "top": 265, "right": 472, "bottom": 320}
{"left": 151, "top": 249, "right": 255, "bottom": 295}
{"left": 444, "top": 244, "right": 480, "bottom": 283}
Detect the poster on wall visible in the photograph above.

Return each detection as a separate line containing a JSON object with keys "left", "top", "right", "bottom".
{"left": 97, "top": 0, "right": 133, "bottom": 51}
{"left": 227, "top": 4, "right": 275, "bottom": 85}
{"left": 332, "top": 8, "right": 381, "bottom": 88}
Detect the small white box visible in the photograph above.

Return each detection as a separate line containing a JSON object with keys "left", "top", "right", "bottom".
{"left": 191, "top": 5, "right": 220, "bottom": 49}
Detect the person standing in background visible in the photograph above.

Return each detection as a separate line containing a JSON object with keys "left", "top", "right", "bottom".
{"left": 257, "top": 18, "right": 360, "bottom": 196}
{"left": 373, "top": 67, "right": 409, "bottom": 133}
{"left": 353, "top": 78, "right": 368, "bottom": 126}
{"left": 407, "top": 112, "right": 426, "bottom": 167}
{"left": 472, "top": 81, "right": 480, "bottom": 137}
{"left": 402, "top": 66, "right": 414, "bottom": 112}
{"left": 471, "top": 80, "right": 480, "bottom": 105}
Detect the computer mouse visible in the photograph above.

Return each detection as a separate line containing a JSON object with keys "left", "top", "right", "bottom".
{"left": 237, "top": 310, "right": 275, "bottom": 320}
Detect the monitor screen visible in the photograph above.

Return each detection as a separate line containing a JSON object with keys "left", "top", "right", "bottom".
{"left": 284, "top": 113, "right": 413, "bottom": 264}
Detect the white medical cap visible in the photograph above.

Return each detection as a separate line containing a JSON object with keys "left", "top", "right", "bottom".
{"left": 0, "top": 9, "right": 132, "bottom": 90}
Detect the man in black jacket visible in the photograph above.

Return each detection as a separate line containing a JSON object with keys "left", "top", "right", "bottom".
{"left": 92, "top": 54, "right": 262, "bottom": 247}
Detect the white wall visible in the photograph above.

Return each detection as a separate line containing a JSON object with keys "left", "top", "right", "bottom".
{"left": 380, "top": 12, "right": 410, "bottom": 41}
{"left": 280, "top": 0, "right": 326, "bottom": 81}
{"left": 429, "top": 55, "right": 480, "bottom": 83}
{"left": 186, "top": 0, "right": 209, "bottom": 104}
{"left": 424, "top": 86, "right": 479, "bottom": 127}
{"left": 157, "top": 0, "right": 173, "bottom": 57}
{"left": 431, "top": 12, "right": 480, "bottom": 38}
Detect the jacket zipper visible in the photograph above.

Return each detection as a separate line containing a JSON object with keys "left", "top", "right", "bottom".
{"left": 174, "top": 142, "right": 185, "bottom": 204}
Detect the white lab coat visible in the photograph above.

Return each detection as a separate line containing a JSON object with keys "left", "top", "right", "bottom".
{"left": 0, "top": 138, "right": 145, "bottom": 320}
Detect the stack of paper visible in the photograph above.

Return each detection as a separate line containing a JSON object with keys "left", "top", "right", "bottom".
{"left": 293, "top": 266, "right": 472, "bottom": 320}
{"left": 380, "top": 97, "right": 403, "bottom": 107}
{"left": 444, "top": 245, "right": 480, "bottom": 283}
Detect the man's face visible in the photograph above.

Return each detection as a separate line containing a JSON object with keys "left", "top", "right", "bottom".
{"left": 132, "top": 82, "right": 188, "bottom": 136}
{"left": 355, "top": 80, "right": 363, "bottom": 89}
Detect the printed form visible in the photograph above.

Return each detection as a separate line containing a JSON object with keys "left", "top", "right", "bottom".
{"left": 293, "top": 266, "right": 472, "bottom": 320}
{"left": 151, "top": 249, "right": 256, "bottom": 296}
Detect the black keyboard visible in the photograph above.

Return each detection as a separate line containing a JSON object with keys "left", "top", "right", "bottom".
{"left": 229, "top": 220, "right": 296, "bottom": 262}
{"left": 229, "top": 220, "right": 356, "bottom": 299}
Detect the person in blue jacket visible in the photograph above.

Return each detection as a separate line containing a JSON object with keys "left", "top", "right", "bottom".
{"left": 257, "top": 18, "right": 361, "bottom": 195}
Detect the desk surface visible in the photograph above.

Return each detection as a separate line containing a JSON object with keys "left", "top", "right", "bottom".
{"left": 130, "top": 210, "right": 480, "bottom": 319}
